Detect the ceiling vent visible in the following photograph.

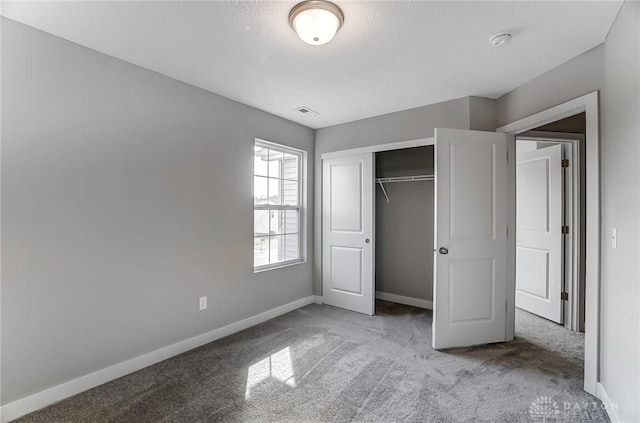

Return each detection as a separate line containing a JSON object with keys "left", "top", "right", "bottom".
{"left": 295, "top": 106, "right": 319, "bottom": 116}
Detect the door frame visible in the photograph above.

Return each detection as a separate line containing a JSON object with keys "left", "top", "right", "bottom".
{"left": 497, "top": 91, "right": 599, "bottom": 396}
{"left": 320, "top": 138, "right": 435, "bottom": 160}
{"left": 516, "top": 133, "right": 583, "bottom": 332}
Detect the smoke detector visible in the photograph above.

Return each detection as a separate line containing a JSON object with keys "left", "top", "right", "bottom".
{"left": 489, "top": 33, "right": 512, "bottom": 47}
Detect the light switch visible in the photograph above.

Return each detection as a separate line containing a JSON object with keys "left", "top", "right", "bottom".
{"left": 199, "top": 296, "right": 207, "bottom": 311}
{"left": 611, "top": 228, "right": 617, "bottom": 249}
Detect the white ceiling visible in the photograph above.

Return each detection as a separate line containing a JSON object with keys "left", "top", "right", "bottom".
{"left": 2, "top": 1, "right": 622, "bottom": 129}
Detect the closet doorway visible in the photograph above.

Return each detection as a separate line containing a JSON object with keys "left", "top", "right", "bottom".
{"left": 321, "top": 138, "right": 434, "bottom": 316}
{"left": 375, "top": 146, "right": 434, "bottom": 310}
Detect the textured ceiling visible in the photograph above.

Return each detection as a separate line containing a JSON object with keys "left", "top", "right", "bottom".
{"left": 2, "top": 1, "right": 623, "bottom": 129}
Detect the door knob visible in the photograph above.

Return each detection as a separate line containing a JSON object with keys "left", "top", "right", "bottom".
{"left": 365, "top": 238, "right": 370, "bottom": 244}
{"left": 438, "top": 247, "right": 449, "bottom": 255}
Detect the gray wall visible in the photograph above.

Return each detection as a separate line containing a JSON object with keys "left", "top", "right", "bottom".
{"left": 600, "top": 1, "right": 640, "bottom": 420}
{"left": 496, "top": 3, "right": 640, "bottom": 418}
{"left": 469, "top": 96, "right": 497, "bottom": 131}
{"left": 496, "top": 45, "right": 604, "bottom": 127}
{"left": 313, "top": 97, "right": 474, "bottom": 295}
{"left": 1, "top": 18, "right": 314, "bottom": 405}
{"left": 375, "top": 147, "right": 434, "bottom": 301}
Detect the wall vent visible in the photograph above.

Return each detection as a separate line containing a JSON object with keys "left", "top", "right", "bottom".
{"left": 295, "top": 106, "right": 319, "bottom": 116}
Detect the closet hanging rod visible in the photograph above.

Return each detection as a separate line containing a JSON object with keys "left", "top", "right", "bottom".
{"left": 375, "top": 174, "right": 434, "bottom": 184}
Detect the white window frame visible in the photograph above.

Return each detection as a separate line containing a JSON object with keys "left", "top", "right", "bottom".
{"left": 254, "top": 139, "right": 306, "bottom": 272}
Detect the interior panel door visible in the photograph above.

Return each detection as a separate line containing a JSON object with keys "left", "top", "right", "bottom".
{"left": 322, "top": 153, "right": 375, "bottom": 315}
{"left": 516, "top": 144, "right": 563, "bottom": 323}
{"left": 433, "top": 128, "right": 508, "bottom": 349}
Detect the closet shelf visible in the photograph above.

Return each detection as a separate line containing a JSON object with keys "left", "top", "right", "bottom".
{"left": 376, "top": 174, "right": 434, "bottom": 203}
{"left": 375, "top": 174, "right": 434, "bottom": 184}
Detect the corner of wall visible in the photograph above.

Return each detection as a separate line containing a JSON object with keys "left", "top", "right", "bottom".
{"left": 469, "top": 97, "right": 497, "bottom": 131}
{"left": 600, "top": 0, "right": 640, "bottom": 421}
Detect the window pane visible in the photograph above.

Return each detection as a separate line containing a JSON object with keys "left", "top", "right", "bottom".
{"left": 254, "top": 210, "right": 269, "bottom": 236}
{"left": 268, "top": 178, "right": 282, "bottom": 205}
{"left": 283, "top": 153, "right": 299, "bottom": 181}
{"left": 270, "top": 210, "right": 286, "bottom": 235}
{"left": 254, "top": 142, "right": 302, "bottom": 269}
{"left": 269, "top": 235, "right": 285, "bottom": 264}
{"left": 268, "top": 150, "right": 283, "bottom": 178}
{"left": 284, "top": 235, "right": 300, "bottom": 261}
{"left": 254, "top": 236, "right": 269, "bottom": 266}
{"left": 285, "top": 210, "right": 299, "bottom": 234}
{"left": 254, "top": 176, "right": 268, "bottom": 205}
{"left": 254, "top": 146, "right": 268, "bottom": 177}
{"left": 282, "top": 180, "right": 298, "bottom": 206}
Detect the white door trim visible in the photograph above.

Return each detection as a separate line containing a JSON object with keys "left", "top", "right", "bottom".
{"left": 497, "top": 91, "right": 599, "bottom": 396}
{"left": 320, "top": 137, "right": 434, "bottom": 160}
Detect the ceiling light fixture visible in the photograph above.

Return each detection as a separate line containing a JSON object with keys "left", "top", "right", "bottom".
{"left": 489, "top": 33, "right": 512, "bottom": 47}
{"left": 289, "top": 0, "right": 344, "bottom": 46}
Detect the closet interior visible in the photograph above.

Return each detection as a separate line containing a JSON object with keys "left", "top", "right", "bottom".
{"left": 375, "top": 145, "right": 435, "bottom": 308}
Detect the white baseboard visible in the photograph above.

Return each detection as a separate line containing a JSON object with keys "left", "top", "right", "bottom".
{"left": 596, "top": 382, "right": 620, "bottom": 423}
{"left": 0, "top": 295, "right": 317, "bottom": 423}
{"left": 376, "top": 291, "right": 432, "bottom": 310}
{"left": 312, "top": 295, "right": 322, "bottom": 304}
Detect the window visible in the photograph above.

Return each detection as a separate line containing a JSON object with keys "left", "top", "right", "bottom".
{"left": 254, "top": 140, "right": 303, "bottom": 270}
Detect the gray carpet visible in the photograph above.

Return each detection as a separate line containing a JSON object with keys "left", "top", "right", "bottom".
{"left": 16, "top": 301, "right": 608, "bottom": 422}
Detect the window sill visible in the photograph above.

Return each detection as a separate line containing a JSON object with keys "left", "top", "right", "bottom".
{"left": 254, "top": 259, "right": 305, "bottom": 273}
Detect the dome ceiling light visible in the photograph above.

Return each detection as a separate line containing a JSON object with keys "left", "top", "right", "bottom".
{"left": 289, "top": 0, "right": 344, "bottom": 46}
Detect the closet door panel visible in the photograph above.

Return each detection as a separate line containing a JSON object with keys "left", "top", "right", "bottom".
{"left": 322, "top": 153, "right": 374, "bottom": 315}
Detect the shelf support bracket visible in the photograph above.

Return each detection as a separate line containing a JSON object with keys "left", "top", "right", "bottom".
{"left": 378, "top": 180, "right": 390, "bottom": 203}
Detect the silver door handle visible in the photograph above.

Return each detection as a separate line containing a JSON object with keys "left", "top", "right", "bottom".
{"left": 438, "top": 247, "right": 449, "bottom": 255}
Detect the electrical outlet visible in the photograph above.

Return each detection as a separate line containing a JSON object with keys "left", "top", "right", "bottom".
{"left": 199, "top": 296, "right": 207, "bottom": 311}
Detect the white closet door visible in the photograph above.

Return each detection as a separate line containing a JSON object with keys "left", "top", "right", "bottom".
{"left": 322, "top": 153, "right": 375, "bottom": 315}
{"left": 432, "top": 128, "right": 508, "bottom": 349}
{"left": 516, "top": 144, "right": 563, "bottom": 323}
